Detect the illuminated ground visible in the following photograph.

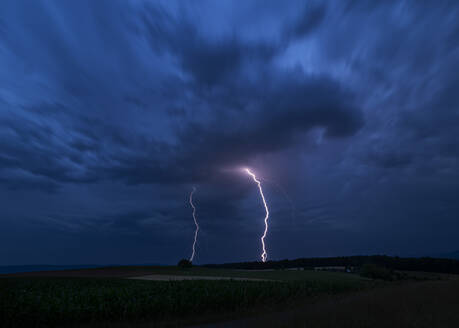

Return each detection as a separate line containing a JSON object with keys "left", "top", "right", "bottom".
{"left": 130, "top": 274, "right": 272, "bottom": 281}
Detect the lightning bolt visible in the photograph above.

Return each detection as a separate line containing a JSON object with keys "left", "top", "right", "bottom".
{"left": 245, "top": 168, "right": 270, "bottom": 262}
{"left": 189, "top": 187, "right": 199, "bottom": 263}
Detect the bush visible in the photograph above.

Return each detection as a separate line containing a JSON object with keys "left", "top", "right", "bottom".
{"left": 178, "top": 259, "right": 192, "bottom": 269}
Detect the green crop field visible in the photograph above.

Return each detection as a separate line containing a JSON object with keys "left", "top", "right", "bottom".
{"left": 0, "top": 268, "right": 370, "bottom": 327}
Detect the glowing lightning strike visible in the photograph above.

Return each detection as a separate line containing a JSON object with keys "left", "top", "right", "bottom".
{"left": 189, "top": 187, "right": 199, "bottom": 263}
{"left": 245, "top": 168, "right": 270, "bottom": 262}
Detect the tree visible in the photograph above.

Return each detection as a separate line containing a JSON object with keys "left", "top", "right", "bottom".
{"left": 178, "top": 259, "right": 192, "bottom": 269}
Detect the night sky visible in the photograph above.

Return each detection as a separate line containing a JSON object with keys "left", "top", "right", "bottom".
{"left": 1, "top": 1, "right": 459, "bottom": 266}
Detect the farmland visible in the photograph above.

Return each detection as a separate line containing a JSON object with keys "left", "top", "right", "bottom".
{"left": 216, "top": 279, "right": 459, "bottom": 328}
{"left": 0, "top": 266, "right": 369, "bottom": 327}
{"left": 1, "top": 265, "right": 457, "bottom": 327}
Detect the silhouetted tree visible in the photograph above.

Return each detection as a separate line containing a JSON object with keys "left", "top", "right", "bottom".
{"left": 178, "top": 259, "right": 192, "bottom": 269}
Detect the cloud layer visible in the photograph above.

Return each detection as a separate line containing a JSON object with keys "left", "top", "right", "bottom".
{"left": 1, "top": 0, "right": 458, "bottom": 264}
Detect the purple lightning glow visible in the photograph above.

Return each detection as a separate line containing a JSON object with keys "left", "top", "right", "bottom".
{"left": 189, "top": 187, "right": 199, "bottom": 262}
{"left": 262, "top": 178, "right": 296, "bottom": 226}
{"left": 245, "top": 168, "right": 270, "bottom": 262}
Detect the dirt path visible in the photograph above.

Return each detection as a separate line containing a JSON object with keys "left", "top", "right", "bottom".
{"left": 129, "top": 274, "right": 272, "bottom": 281}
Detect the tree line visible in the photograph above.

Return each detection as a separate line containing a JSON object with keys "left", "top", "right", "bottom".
{"left": 204, "top": 255, "right": 459, "bottom": 274}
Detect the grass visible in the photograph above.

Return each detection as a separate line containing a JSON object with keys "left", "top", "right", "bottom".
{"left": 0, "top": 269, "right": 369, "bottom": 327}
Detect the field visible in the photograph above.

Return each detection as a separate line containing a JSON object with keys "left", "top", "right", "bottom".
{"left": 0, "top": 266, "right": 370, "bottom": 327}
{"left": 222, "top": 279, "right": 459, "bottom": 328}
{"left": 1, "top": 266, "right": 457, "bottom": 327}
{"left": 2, "top": 265, "right": 365, "bottom": 281}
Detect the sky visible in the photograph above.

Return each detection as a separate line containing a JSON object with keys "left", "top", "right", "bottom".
{"left": 1, "top": 0, "right": 459, "bottom": 265}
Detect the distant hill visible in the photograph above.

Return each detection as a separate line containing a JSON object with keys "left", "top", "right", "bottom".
{"left": 0, "top": 265, "right": 103, "bottom": 275}
{"left": 0, "top": 263, "right": 163, "bottom": 274}
{"left": 204, "top": 255, "right": 459, "bottom": 275}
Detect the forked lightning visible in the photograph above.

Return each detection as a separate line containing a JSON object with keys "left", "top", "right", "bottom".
{"left": 245, "top": 168, "right": 270, "bottom": 262}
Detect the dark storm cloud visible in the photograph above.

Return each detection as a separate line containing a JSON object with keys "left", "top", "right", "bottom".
{"left": 96, "top": 3, "right": 363, "bottom": 185}
{"left": 1, "top": 0, "right": 459, "bottom": 265}
{"left": 364, "top": 149, "right": 413, "bottom": 169}
{"left": 176, "top": 74, "right": 362, "bottom": 171}
{"left": 0, "top": 1, "right": 363, "bottom": 189}
{"left": 286, "top": 2, "right": 326, "bottom": 39}
{"left": 0, "top": 170, "right": 59, "bottom": 193}
{"left": 0, "top": 104, "right": 103, "bottom": 188}
{"left": 142, "top": 1, "right": 326, "bottom": 86}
